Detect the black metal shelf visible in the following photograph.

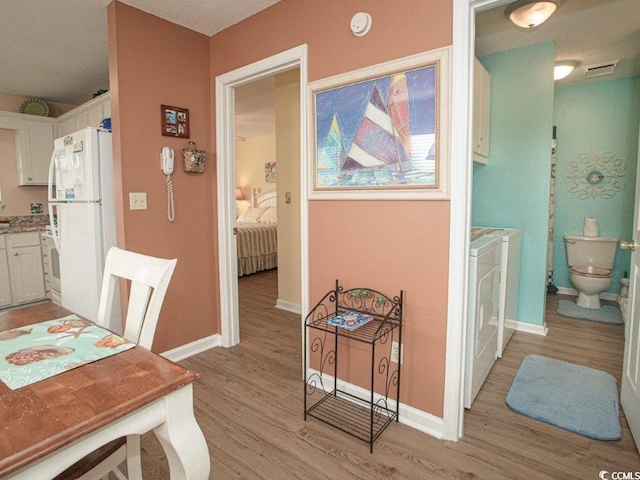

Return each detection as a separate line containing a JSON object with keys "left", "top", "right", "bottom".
{"left": 306, "top": 390, "right": 397, "bottom": 445}
{"left": 306, "top": 314, "right": 399, "bottom": 344}
{"left": 304, "top": 280, "right": 403, "bottom": 453}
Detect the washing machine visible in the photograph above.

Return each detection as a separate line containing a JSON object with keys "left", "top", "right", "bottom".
{"left": 465, "top": 228, "right": 502, "bottom": 408}
{"left": 477, "top": 228, "right": 522, "bottom": 357}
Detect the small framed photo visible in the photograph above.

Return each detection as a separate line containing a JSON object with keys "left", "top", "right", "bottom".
{"left": 265, "top": 162, "right": 276, "bottom": 183}
{"left": 161, "top": 105, "right": 190, "bottom": 138}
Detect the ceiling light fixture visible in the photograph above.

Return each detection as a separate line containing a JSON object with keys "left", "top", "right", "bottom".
{"left": 554, "top": 61, "right": 578, "bottom": 81}
{"left": 505, "top": 0, "right": 558, "bottom": 30}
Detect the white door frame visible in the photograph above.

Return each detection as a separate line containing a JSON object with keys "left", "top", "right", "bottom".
{"left": 620, "top": 126, "right": 640, "bottom": 450}
{"left": 446, "top": 0, "right": 510, "bottom": 440}
{"left": 215, "top": 45, "right": 309, "bottom": 348}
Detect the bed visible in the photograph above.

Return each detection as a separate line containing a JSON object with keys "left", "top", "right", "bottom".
{"left": 236, "top": 189, "right": 278, "bottom": 276}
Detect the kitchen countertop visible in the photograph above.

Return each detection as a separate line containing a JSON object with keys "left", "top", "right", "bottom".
{"left": 0, "top": 226, "right": 48, "bottom": 235}
{"left": 0, "top": 215, "right": 49, "bottom": 235}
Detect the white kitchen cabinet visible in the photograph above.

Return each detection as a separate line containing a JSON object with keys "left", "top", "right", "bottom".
{"left": 18, "top": 118, "right": 55, "bottom": 185}
{"left": 6, "top": 233, "right": 46, "bottom": 305}
{"left": 0, "top": 111, "right": 56, "bottom": 185}
{"left": 56, "top": 92, "right": 111, "bottom": 135}
{"left": 57, "top": 116, "right": 77, "bottom": 137}
{"left": 0, "top": 237, "right": 12, "bottom": 308}
{"left": 473, "top": 57, "right": 491, "bottom": 164}
{"left": 0, "top": 93, "right": 110, "bottom": 188}
{"left": 87, "top": 102, "right": 105, "bottom": 127}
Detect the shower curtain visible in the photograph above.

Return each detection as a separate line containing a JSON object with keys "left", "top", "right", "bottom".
{"left": 547, "top": 126, "right": 558, "bottom": 293}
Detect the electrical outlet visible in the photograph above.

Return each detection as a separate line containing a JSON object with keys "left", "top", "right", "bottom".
{"left": 129, "top": 192, "right": 147, "bottom": 210}
{"left": 391, "top": 341, "right": 403, "bottom": 364}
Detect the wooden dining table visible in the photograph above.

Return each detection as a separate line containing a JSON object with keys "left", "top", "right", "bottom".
{"left": 0, "top": 302, "right": 210, "bottom": 479}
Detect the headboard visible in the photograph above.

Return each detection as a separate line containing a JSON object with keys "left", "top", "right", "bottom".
{"left": 252, "top": 188, "right": 277, "bottom": 208}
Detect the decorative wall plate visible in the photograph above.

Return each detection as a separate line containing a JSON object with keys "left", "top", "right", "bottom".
{"left": 19, "top": 98, "right": 50, "bottom": 117}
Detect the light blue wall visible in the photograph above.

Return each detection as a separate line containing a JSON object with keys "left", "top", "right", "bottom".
{"left": 552, "top": 77, "right": 640, "bottom": 294}
{"left": 473, "top": 42, "right": 555, "bottom": 326}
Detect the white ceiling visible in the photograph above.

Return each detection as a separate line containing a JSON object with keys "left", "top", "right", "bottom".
{"left": 0, "top": 0, "right": 280, "bottom": 105}
{"left": 475, "top": 0, "right": 640, "bottom": 87}
{"left": 1, "top": 0, "right": 636, "bottom": 124}
{"left": 118, "top": 0, "right": 280, "bottom": 37}
{"left": 0, "top": 0, "right": 111, "bottom": 105}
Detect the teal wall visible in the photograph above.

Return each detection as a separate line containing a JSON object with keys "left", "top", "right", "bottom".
{"left": 552, "top": 77, "right": 640, "bottom": 294}
{"left": 473, "top": 42, "right": 556, "bottom": 326}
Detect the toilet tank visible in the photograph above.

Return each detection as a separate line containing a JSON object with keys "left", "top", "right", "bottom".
{"left": 564, "top": 235, "right": 619, "bottom": 269}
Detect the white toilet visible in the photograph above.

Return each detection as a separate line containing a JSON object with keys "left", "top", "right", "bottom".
{"left": 564, "top": 235, "right": 619, "bottom": 309}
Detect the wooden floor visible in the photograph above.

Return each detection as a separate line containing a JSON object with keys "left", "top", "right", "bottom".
{"left": 133, "top": 271, "right": 640, "bottom": 479}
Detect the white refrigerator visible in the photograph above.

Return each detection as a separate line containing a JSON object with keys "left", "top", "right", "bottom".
{"left": 48, "top": 127, "right": 120, "bottom": 331}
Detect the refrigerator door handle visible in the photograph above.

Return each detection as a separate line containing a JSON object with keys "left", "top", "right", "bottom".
{"left": 48, "top": 203, "right": 61, "bottom": 254}
{"left": 48, "top": 148, "right": 56, "bottom": 202}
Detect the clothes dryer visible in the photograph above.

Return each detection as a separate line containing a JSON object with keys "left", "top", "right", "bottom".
{"left": 465, "top": 228, "right": 502, "bottom": 408}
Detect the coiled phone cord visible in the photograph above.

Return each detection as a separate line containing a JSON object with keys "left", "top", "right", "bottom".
{"left": 166, "top": 174, "right": 175, "bottom": 222}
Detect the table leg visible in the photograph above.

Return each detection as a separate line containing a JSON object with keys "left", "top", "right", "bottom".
{"left": 126, "top": 434, "right": 143, "bottom": 480}
{"left": 153, "top": 384, "right": 210, "bottom": 479}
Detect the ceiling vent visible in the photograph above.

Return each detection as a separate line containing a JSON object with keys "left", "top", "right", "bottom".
{"left": 583, "top": 60, "right": 619, "bottom": 78}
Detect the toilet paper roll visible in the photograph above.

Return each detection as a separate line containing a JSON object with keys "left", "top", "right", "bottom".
{"left": 584, "top": 217, "right": 599, "bottom": 237}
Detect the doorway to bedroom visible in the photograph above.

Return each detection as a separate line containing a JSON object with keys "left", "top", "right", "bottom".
{"left": 233, "top": 67, "right": 302, "bottom": 342}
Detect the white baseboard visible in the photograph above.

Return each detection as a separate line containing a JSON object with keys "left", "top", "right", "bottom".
{"left": 275, "top": 299, "right": 301, "bottom": 314}
{"left": 307, "top": 368, "right": 444, "bottom": 439}
{"left": 556, "top": 287, "right": 618, "bottom": 301}
{"left": 161, "top": 334, "right": 222, "bottom": 362}
{"left": 506, "top": 319, "right": 548, "bottom": 336}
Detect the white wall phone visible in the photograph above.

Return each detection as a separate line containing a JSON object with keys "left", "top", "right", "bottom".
{"left": 161, "top": 147, "right": 175, "bottom": 221}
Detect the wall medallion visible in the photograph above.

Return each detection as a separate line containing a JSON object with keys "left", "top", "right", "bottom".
{"left": 567, "top": 153, "right": 625, "bottom": 199}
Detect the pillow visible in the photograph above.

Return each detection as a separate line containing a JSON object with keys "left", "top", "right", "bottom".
{"left": 258, "top": 207, "right": 277, "bottom": 224}
{"left": 237, "top": 207, "right": 268, "bottom": 223}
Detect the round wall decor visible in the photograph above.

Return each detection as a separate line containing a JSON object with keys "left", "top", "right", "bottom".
{"left": 19, "top": 98, "right": 50, "bottom": 117}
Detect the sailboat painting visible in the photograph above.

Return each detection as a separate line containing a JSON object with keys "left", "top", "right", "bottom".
{"left": 312, "top": 56, "right": 444, "bottom": 196}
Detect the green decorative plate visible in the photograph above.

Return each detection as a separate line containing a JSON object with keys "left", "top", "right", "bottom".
{"left": 19, "top": 98, "right": 50, "bottom": 117}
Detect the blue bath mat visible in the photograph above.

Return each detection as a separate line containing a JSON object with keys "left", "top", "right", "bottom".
{"left": 557, "top": 299, "right": 623, "bottom": 325}
{"left": 506, "top": 355, "right": 620, "bottom": 440}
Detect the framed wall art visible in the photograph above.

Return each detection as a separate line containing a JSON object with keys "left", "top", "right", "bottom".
{"left": 265, "top": 162, "right": 277, "bottom": 183}
{"left": 161, "top": 104, "right": 190, "bottom": 138}
{"left": 308, "top": 47, "right": 450, "bottom": 200}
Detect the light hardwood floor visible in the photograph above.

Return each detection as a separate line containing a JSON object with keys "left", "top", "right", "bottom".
{"left": 135, "top": 271, "right": 640, "bottom": 479}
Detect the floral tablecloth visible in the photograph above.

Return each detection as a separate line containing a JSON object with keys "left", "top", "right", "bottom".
{"left": 0, "top": 315, "right": 135, "bottom": 390}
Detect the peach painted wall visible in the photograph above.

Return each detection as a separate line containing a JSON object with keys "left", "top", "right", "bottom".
{"left": 107, "top": 1, "right": 217, "bottom": 352}
{"left": 210, "top": 0, "right": 452, "bottom": 416}
{"left": 0, "top": 93, "right": 77, "bottom": 117}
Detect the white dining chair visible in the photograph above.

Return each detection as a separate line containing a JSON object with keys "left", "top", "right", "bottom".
{"left": 56, "top": 247, "right": 178, "bottom": 480}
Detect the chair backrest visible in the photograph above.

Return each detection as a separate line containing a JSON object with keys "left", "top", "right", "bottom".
{"left": 97, "top": 247, "right": 177, "bottom": 349}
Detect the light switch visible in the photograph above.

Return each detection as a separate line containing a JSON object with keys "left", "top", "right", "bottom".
{"left": 129, "top": 192, "right": 147, "bottom": 210}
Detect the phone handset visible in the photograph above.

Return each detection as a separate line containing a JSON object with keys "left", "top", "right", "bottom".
{"left": 161, "top": 147, "right": 175, "bottom": 221}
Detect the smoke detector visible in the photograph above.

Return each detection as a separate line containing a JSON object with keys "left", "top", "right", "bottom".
{"left": 583, "top": 60, "right": 619, "bottom": 79}
{"left": 350, "top": 12, "right": 372, "bottom": 36}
